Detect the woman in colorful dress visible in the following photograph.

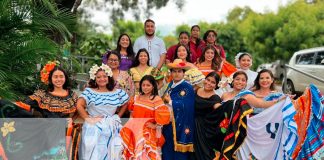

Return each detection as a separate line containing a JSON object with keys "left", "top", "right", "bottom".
{"left": 252, "top": 69, "right": 282, "bottom": 114}
{"left": 103, "top": 33, "right": 135, "bottom": 71}
{"left": 129, "top": 48, "right": 162, "bottom": 94}
{"left": 211, "top": 71, "right": 286, "bottom": 159}
{"left": 106, "top": 50, "right": 135, "bottom": 97}
{"left": 0, "top": 61, "right": 79, "bottom": 160}
{"left": 196, "top": 45, "right": 236, "bottom": 77}
{"left": 173, "top": 44, "right": 205, "bottom": 89}
{"left": 77, "top": 63, "right": 129, "bottom": 159}
{"left": 194, "top": 72, "right": 223, "bottom": 160}
{"left": 120, "top": 75, "right": 171, "bottom": 160}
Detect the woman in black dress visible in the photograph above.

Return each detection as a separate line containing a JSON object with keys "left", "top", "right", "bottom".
{"left": 194, "top": 72, "right": 222, "bottom": 160}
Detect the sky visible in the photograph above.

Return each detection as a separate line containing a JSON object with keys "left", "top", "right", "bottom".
{"left": 84, "top": 0, "right": 291, "bottom": 36}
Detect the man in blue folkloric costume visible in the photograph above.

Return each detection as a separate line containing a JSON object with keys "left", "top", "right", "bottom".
{"left": 162, "top": 59, "right": 195, "bottom": 160}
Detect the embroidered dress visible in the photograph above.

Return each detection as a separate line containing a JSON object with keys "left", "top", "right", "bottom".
{"left": 184, "top": 68, "right": 205, "bottom": 86}
{"left": 292, "top": 84, "right": 324, "bottom": 159}
{"left": 205, "top": 90, "right": 252, "bottom": 159}
{"left": 129, "top": 66, "right": 154, "bottom": 94}
{"left": 161, "top": 80, "right": 195, "bottom": 160}
{"left": 0, "top": 89, "right": 79, "bottom": 160}
{"left": 196, "top": 61, "right": 236, "bottom": 77}
{"left": 115, "top": 71, "right": 135, "bottom": 97}
{"left": 79, "top": 88, "right": 129, "bottom": 160}
{"left": 236, "top": 95, "right": 298, "bottom": 160}
{"left": 120, "top": 96, "right": 170, "bottom": 160}
{"left": 129, "top": 67, "right": 154, "bottom": 83}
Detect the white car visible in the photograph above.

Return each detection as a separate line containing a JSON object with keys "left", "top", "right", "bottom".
{"left": 284, "top": 47, "right": 324, "bottom": 94}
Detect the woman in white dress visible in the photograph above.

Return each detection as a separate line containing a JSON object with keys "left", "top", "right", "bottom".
{"left": 77, "top": 64, "right": 129, "bottom": 160}
{"left": 234, "top": 52, "right": 257, "bottom": 90}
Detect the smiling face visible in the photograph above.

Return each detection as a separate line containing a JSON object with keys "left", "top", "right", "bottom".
{"left": 95, "top": 70, "right": 109, "bottom": 87}
{"left": 107, "top": 53, "right": 120, "bottom": 69}
{"left": 176, "top": 46, "right": 188, "bottom": 61}
{"left": 138, "top": 51, "right": 149, "bottom": 65}
{"left": 259, "top": 72, "right": 274, "bottom": 89}
{"left": 204, "top": 48, "right": 215, "bottom": 62}
{"left": 204, "top": 76, "right": 217, "bottom": 91}
{"left": 233, "top": 73, "right": 247, "bottom": 91}
{"left": 119, "top": 35, "right": 130, "bottom": 49}
{"left": 141, "top": 80, "right": 153, "bottom": 96}
{"left": 51, "top": 70, "right": 66, "bottom": 89}
{"left": 239, "top": 55, "right": 252, "bottom": 70}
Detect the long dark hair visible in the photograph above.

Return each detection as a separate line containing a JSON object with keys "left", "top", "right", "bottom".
{"left": 174, "top": 44, "right": 192, "bottom": 63}
{"left": 116, "top": 33, "right": 135, "bottom": 60}
{"left": 139, "top": 75, "right": 158, "bottom": 100}
{"left": 230, "top": 71, "right": 248, "bottom": 88}
{"left": 48, "top": 66, "right": 71, "bottom": 92}
{"left": 205, "top": 72, "right": 220, "bottom": 90}
{"left": 88, "top": 69, "right": 115, "bottom": 91}
{"left": 191, "top": 25, "right": 202, "bottom": 48}
{"left": 132, "top": 48, "right": 150, "bottom": 67}
{"left": 253, "top": 69, "right": 276, "bottom": 91}
{"left": 198, "top": 45, "right": 222, "bottom": 70}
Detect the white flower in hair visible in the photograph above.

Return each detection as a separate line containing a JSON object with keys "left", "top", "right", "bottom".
{"left": 89, "top": 64, "right": 113, "bottom": 80}
{"left": 89, "top": 64, "right": 100, "bottom": 80}
{"left": 99, "top": 64, "right": 113, "bottom": 77}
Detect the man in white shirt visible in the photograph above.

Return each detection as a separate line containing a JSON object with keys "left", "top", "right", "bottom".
{"left": 133, "top": 19, "right": 166, "bottom": 69}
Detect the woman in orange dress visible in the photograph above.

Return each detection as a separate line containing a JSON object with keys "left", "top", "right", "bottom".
{"left": 196, "top": 45, "right": 236, "bottom": 77}
{"left": 120, "top": 75, "right": 171, "bottom": 160}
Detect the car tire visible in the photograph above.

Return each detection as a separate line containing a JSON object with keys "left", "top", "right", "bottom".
{"left": 285, "top": 80, "right": 295, "bottom": 95}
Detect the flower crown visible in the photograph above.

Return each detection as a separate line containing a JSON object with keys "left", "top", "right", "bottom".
{"left": 89, "top": 64, "right": 113, "bottom": 80}
{"left": 40, "top": 61, "right": 60, "bottom": 84}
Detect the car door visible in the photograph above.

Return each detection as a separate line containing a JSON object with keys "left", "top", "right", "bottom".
{"left": 312, "top": 51, "right": 324, "bottom": 93}
{"left": 293, "top": 52, "right": 316, "bottom": 92}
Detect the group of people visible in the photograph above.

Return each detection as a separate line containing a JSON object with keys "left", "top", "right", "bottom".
{"left": 0, "top": 18, "right": 323, "bottom": 160}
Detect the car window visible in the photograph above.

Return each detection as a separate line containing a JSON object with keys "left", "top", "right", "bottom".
{"left": 315, "top": 51, "right": 324, "bottom": 65}
{"left": 295, "top": 55, "right": 301, "bottom": 64}
{"left": 296, "top": 52, "right": 315, "bottom": 65}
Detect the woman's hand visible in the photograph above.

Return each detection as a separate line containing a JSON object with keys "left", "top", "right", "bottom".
{"left": 286, "top": 94, "right": 296, "bottom": 99}
{"left": 163, "top": 94, "right": 171, "bottom": 104}
{"left": 213, "top": 103, "right": 221, "bottom": 109}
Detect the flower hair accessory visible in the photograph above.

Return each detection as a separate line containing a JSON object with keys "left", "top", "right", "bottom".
{"left": 234, "top": 52, "right": 252, "bottom": 69}
{"left": 89, "top": 64, "right": 113, "bottom": 80}
{"left": 40, "top": 61, "right": 60, "bottom": 84}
